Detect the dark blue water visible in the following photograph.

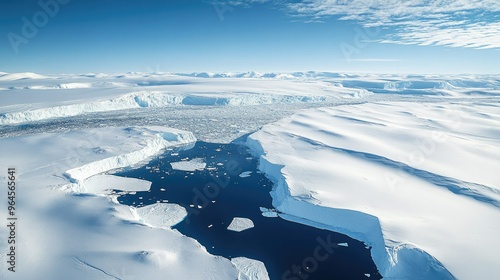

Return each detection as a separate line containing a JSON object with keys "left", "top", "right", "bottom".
{"left": 115, "top": 141, "right": 381, "bottom": 280}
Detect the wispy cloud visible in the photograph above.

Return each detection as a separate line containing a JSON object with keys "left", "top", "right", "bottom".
{"left": 284, "top": 0, "right": 500, "bottom": 49}
{"left": 224, "top": 0, "right": 500, "bottom": 49}
{"left": 211, "top": 0, "right": 271, "bottom": 8}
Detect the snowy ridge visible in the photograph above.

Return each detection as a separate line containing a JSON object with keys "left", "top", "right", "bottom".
{"left": 5, "top": 82, "right": 130, "bottom": 90}
{"left": 0, "top": 72, "right": 49, "bottom": 81}
{"left": 1, "top": 71, "right": 498, "bottom": 125}
{"left": 176, "top": 71, "right": 500, "bottom": 91}
{"left": 0, "top": 91, "right": 182, "bottom": 125}
{"left": 0, "top": 91, "right": 329, "bottom": 125}
{"left": 1, "top": 70, "right": 498, "bottom": 84}
{"left": 65, "top": 127, "right": 196, "bottom": 182}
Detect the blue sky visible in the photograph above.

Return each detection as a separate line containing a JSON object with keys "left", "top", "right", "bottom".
{"left": 1, "top": 0, "right": 498, "bottom": 74}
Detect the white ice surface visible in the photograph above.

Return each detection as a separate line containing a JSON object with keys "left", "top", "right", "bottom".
{"left": 81, "top": 174, "right": 151, "bottom": 195}
{"left": 0, "top": 72, "right": 49, "bottom": 81}
{"left": 135, "top": 203, "right": 187, "bottom": 228}
{"left": 247, "top": 101, "right": 500, "bottom": 280}
{"left": 64, "top": 126, "right": 196, "bottom": 182}
{"left": 231, "top": 257, "right": 270, "bottom": 280}
{"left": 1, "top": 71, "right": 498, "bottom": 125}
{"left": 0, "top": 126, "right": 239, "bottom": 279}
{"left": 170, "top": 158, "right": 206, "bottom": 171}
{"left": 259, "top": 207, "right": 279, "bottom": 218}
{"left": 227, "top": 217, "right": 255, "bottom": 232}
{"left": 239, "top": 171, "right": 252, "bottom": 178}
{"left": 0, "top": 73, "right": 341, "bottom": 125}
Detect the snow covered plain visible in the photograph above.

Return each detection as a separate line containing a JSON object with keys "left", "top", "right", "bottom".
{"left": 0, "top": 71, "right": 499, "bottom": 279}
{"left": 247, "top": 101, "right": 500, "bottom": 279}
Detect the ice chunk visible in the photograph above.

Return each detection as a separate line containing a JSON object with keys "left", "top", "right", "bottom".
{"left": 170, "top": 158, "right": 206, "bottom": 171}
{"left": 227, "top": 217, "right": 255, "bottom": 232}
{"left": 82, "top": 174, "right": 151, "bottom": 195}
{"left": 135, "top": 203, "right": 187, "bottom": 228}
{"left": 64, "top": 127, "right": 196, "bottom": 182}
{"left": 239, "top": 171, "right": 252, "bottom": 178}
{"left": 231, "top": 257, "right": 270, "bottom": 280}
{"left": 259, "top": 207, "right": 279, "bottom": 218}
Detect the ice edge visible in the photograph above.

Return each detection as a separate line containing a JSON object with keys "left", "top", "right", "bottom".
{"left": 245, "top": 135, "right": 456, "bottom": 279}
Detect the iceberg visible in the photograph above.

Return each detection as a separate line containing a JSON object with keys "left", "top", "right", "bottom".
{"left": 227, "top": 217, "right": 255, "bottom": 232}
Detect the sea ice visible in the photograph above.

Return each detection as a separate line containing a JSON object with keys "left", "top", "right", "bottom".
{"left": 239, "top": 171, "right": 252, "bottom": 178}
{"left": 170, "top": 158, "right": 206, "bottom": 171}
{"left": 81, "top": 174, "right": 151, "bottom": 195}
{"left": 135, "top": 203, "right": 188, "bottom": 228}
{"left": 227, "top": 217, "right": 255, "bottom": 232}
{"left": 231, "top": 257, "right": 270, "bottom": 280}
{"left": 259, "top": 207, "right": 279, "bottom": 218}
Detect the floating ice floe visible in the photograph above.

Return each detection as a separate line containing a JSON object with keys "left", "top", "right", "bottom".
{"left": 81, "top": 174, "right": 151, "bottom": 195}
{"left": 238, "top": 171, "right": 252, "bottom": 178}
{"left": 259, "top": 207, "right": 279, "bottom": 218}
{"left": 227, "top": 217, "right": 255, "bottom": 232}
{"left": 135, "top": 202, "right": 187, "bottom": 228}
{"left": 170, "top": 158, "right": 206, "bottom": 171}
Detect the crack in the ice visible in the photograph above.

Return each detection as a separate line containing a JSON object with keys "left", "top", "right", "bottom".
{"left": 74, "top": 257, "right": 122, "bottom": 280}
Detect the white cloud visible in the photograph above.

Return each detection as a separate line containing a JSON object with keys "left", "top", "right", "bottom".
{"left": 284, "top": 0, "right": 500, "bottom": 49}
{"left": 212, "top": 0, "right": 499, "bottom": 49}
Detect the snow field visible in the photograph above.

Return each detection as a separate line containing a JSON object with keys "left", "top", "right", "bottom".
{"left": 247, "top": 101, "right": 500, "bottom": 279}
